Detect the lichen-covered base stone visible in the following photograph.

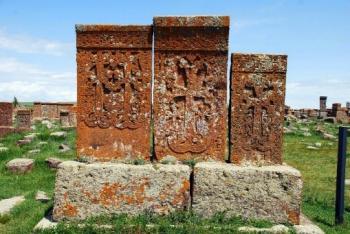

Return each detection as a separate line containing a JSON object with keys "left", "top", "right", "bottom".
{"left": 192, "top": 162, "right": 302, "bottom": 224}
{"left": 53, "top": 161, "right": 191, "bottom": 221}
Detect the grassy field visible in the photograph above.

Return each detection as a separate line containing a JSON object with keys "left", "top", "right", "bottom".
{"left": 0, "top": 119, "right": 349, "bottom": 233}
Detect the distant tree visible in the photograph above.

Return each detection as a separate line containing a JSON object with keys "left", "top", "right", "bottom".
{"left": 13, "top": 96, "right": 19, "bottom": 107}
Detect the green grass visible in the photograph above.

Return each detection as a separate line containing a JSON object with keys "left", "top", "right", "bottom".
{"left": 0, "top": 119, "right": 349, "bottom": 233}
{"left": 284, "top": 119, "right": 350, "bottom": 234}
{"left": 0, "top": 121, "right": 76, "bottom": 234}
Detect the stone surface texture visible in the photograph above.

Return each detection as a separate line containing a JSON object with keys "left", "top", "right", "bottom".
{"left": 33, "top": 216, "right": 57, "bottom": 231}
{"left": 6, "top": 158, "right": 34, "bottom": 173}
{"left": 16, "top": 109, "right": 31, "bottom": 129}
{"left": 76, "top": 25, "right": 152, "bottom": 162}
{"left": 230, "top": 53, "right": 287, "bottom": 165}
{"left": 153, "top": 16, "right": 229, "bottom": 161}
{"left": 32, "top": 102, "right": 74, "bottom": 120}
{"left": 0, "top": 196, "right": 25, "bottom": 215}
{"left": 238, "top": 224, "right": 289, "bottom": 233}
{"left": 45, "top": 157, "right": 63, "bottom": 169}
{"left": 294, "top": 214, "right": 324, "bottom": 234}
{"left": 192, "top": 162, "right": 302, "bottom": 224}
{"left": 52, "top": 161, "right": 191, "bottom": 221}
{"left": 0, "top": 102, "right": 13, "bottom": 137}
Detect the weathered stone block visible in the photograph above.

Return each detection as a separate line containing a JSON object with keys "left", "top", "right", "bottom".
{"left": 52, "top": 161, "right": 191, "bottom": 221}
{"left": 6, "top": 158, "right": 34, "bottom": 173}
{"left": 0, "top": 102, "right": 13, "bottom": 127}
{"left": 192, "top": 162, "right": 302, "bottom": 224}
{"left": 230, "top": 53, "right": 287, "bottom": 164}
{"left": 16, "top": 109, "right": 31, "bottom": 129}
{"left": 76, "top": 25, "right": 152, "bottom": 162}
{"left": 153, "top": 16, "right": 229, "bottom": 161}
{"left": 60, "top": 110, "right": 71, "bottom": 127}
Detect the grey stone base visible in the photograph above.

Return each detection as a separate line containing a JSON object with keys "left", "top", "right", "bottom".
{"left": 52, "top": 161, "right": 191, "bottom": 221}
{"left": 192, "top": 162, "right": 303, "bottom": 224}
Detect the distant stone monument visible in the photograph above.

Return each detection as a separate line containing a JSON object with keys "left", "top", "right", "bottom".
{"left": 153, "top": 16, "right": 229, "bottom": 161}
{"left": 319, "top": 96, "right": 327, "bottom": 118}
{"left": 59, "top": 110, "right": 71, "bottom": 128}
{"left": 346, "top": 102, "right": 350, "bottom": 110}
{"left": 230, "top": 53, "right": 287, "bottom": 165}
{"left": 16, "top": 109, "right": 31, "bottom": 129}
{"left": 75, "top": 25, "right": 152, "bottom": 162}
{"left": 0, "top": 102, "right": 14, "bottom": 137}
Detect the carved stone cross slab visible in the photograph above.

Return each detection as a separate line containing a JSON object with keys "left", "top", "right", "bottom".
{"left": 153, "top": 16, "right": 229, "bottom": 161}
{"left": 76, "top": 25, "right": 152, "bottom": 161}
{"left": 16, "top": 110, "right": 31, "bottom": 129}
{"left": 230, "top": 53, "right": 287, "bottom": 165}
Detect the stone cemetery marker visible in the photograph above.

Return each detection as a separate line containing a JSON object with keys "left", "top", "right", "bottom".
{"left": 230, "top": 53, "right": 287, "bottom": 164}
{"left": 319, "top": 96, "right": 327, "bottom": 112}
{"left": 16, "top": 109, "right": 31, "bottom": 129}
{"left": 0, "top": 102, "right": 12, "bottom": 126}
{"left": 76, "top": 25, "right": 152, "bottom": 161}
{"left": 153, "top": 16, "right": 229, "bottom": 161}
{"left": 0, "top": 102, "right": 13, "bottom": 137}
{"left": 60, "top": 110, "right": 70, "bottom": 127}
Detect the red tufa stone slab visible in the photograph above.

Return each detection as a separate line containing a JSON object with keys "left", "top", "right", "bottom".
{"left": 32, "top": 102, "right": 75, "bottom": 120}
{"left": 76, "top": 25, "right": 152, "bottom": 161}
{"left": 16, "top": 109, "right": 31, "bottom": 129}
{"left": 0, "top": 102, "right": 13, "bottom": 126}
{"left": 153, "top": 16, "right": 229, "bottom": 161}
{"left": 230, "top": 53, "right": 287, "bottom": 165}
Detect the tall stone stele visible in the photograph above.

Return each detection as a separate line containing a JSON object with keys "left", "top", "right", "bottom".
{"left": 0, "top": 102, "right": 14, "bottom": 137}
{"left": 153, "top": 16, "right": 229, "bottom": 161}
{"left": 230, "top": 53, "right": 287, "bottom": 165}
{"left": 76, "top": 25, "right": 152, "bottom": 161}
{"left": 16, "top": 109, "right": 31, "bottom": 129}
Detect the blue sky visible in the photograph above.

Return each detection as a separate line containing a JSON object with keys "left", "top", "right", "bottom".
{"left": 0, "top": 0, "right": 349, "bottom": 108}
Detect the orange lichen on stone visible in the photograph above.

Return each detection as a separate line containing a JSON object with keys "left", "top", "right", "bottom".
{"left": 61, "top": 192, "right": 78, "bottom": 217}
{"left": 98, "top": 183, "right": 121, "bottom": 207}
{"left": 171, "top": 179, "right": 190, "bottom": 206}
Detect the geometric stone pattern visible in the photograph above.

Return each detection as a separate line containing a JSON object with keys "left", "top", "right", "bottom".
{"left": 16, "top": 109, "right": 31, "bottom": 129}
{"left": 76, "top": 25, "right": 152, "bottom": 161}
{"left": 192, "top": 162, "right": 302, "bottom": 224}
{"left": 230, "top": 53, "right": 287, "bottom": 165}
{"left": 52, "top": 161, "right": 191, "bottom": 221}
{"left": 153, "top": 16, "right": 229, "bottom": 161}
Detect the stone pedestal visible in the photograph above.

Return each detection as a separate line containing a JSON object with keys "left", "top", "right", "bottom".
{"left": 53, "top": 161, "right": 191, "bottom": 221}
{"left": 192, "top": 162, "right": 302, "bottom": 224}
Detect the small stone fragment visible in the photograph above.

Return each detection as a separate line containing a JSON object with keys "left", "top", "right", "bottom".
{"left": 33, "top": 216, "right": 57, "bottom": 231}
{"left": 160, "top": 155, "right": 179, "bottom": 165}
{"left": 314, "top": 142, "right": 322, "bottom": 147}
{"left": 322, "top": 133, "right": 336, "bottom": 140}
{"left": 6, "top": 158, "right": 34, "bottom": 173}
{"left": 50, "top": 131, "right": 67, "bottom": 138}
{"left": 36, "top": 191, "right": 50, "bottom": 202}
{"left": 306, "top": 146, "right": 318, "bottom": 150}
{"left": 238, "top": 224, "right": 289, "bottom": 233}
{"left": 38, "top": 141, "right": 48, "bottom": 146}
{"left": 24, "top": 133, "right": 37, "bottom": 141}
{"left": 294, "top": 214, "right": 324, "bottom": 234}
{"left": 42, "top": 120, "right": 53, "bottom": 129}
{"left": 59, "top": 144, "right": 71, "bottom": 152}
{"left": 17, "top": 139, "right": 32, "bottom": 146}
{"left": 0, "top": 196, "right": 25, "bottom": 215}
{"left": 45, "top": 157, "right": 63, "bottom": 169}
{"left": 28, "top": 149, "right": 41, "bottom": 154}
{"left": 303, "top": 132, "right": 312, "bottom": 137}
{"left": 0, "top": 146, "right": 9, "bottom": 152}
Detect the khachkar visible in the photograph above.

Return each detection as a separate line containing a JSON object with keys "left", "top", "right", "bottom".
{"left": 16, "top": 109, "right": 31, "bottom": 129}
{"left": 192, "top": 53, "right": 302, "bottom": 225}
{"left": 230, "top": 53, "right": 287, "bottom": 165}
{"left": 153, "top": 16, "right": 229, "bottom": 161}
{"left": 0, "top": 102, "right": 14, "bottom": 137}
{"left": 76, "top": 25, "right": 152, "bottom": 161}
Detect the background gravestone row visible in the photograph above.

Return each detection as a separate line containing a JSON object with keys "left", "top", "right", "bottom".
{"left": 76, "top": 16, "right": 287, "bottom": 165}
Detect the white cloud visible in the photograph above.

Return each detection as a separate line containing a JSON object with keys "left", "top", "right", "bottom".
{"left": 286, "top": 78, "right": 350, "bottom": 109}
{"left": 0, "top": 57, "right": 76, "bottom": 102}
{"left": 0, "top": 29, "right": 73, "bottom": 56}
